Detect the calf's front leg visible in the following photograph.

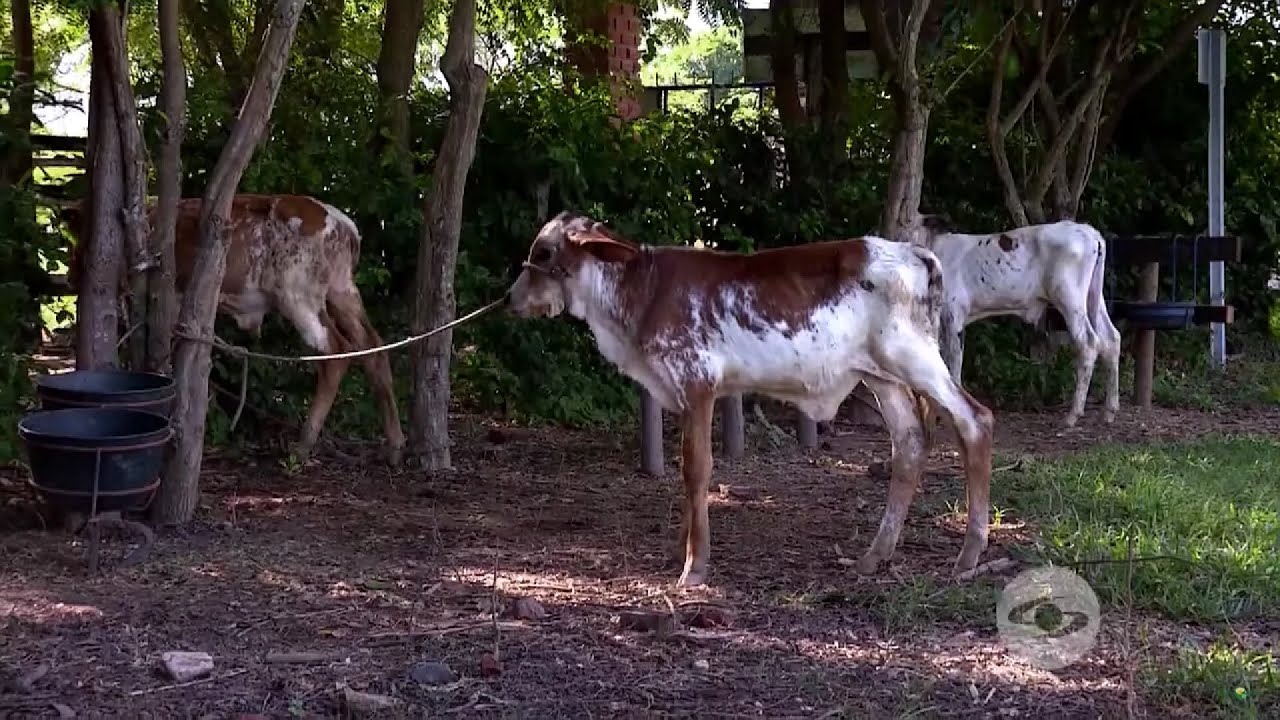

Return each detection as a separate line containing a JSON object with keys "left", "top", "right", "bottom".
{"left": 676, "top": 393, "right": 715, "bottom": 587}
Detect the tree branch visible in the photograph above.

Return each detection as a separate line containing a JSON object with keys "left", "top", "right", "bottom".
{"left": 987, "top": 22, "right": 1028, "bottom": 226}
{"left": 859, "top": 0, "right": 899, "bottom": 80}
{"left": 896, "top": 0, "right": 932, "bottom": 95}
{"left": 1026, "top": 31, "right": 1114, "bottom": 215}
{"left": 999, "top": 0, "right": 1073, "bottom": 137}
{"left": 147, "top": 0, "right": 188, "bottom": 374}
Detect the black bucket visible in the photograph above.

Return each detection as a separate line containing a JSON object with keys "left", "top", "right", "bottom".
{"left": 34, "top": 370, "right": 177, "bottom": 419}
{"left": 19, "top": 408, "right": 173, "bottom": 514}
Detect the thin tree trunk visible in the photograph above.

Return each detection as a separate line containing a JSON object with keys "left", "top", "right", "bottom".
{"left": 99, "top": 0, "right": 152, "bottom": 370}
{"left": 152, "top": 0, "right": 306, "bottom": 526}
{"left": 861, "top": 0, "right": 934, "bottom": 242}
{"left": 78, "top": 16, "right": 126, "bottom": 370}
{"left": 2, "top": 0, "right": 34, "bottom": 187}
{"left": 768, "top": 0, "right": 804, "bottom": 131}
{"left": 408, "top": 0, "right": 488, "bottom": 470}
{"left": 883, "top": 94, "right": 930, "bottom": 241}
{"left": 148, "top": 0, "right": 187, "bottom": 374}
{"left": 816, "top": 0, "right": 849, "bottom": 150}
{"left": 374, "top": 0, "right": 425, "bottom": 171}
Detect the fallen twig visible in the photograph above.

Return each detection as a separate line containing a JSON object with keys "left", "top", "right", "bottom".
{"left": 127, "top": 668, "right": 248, "bottom": 697}
{"left": 263, "top": 650, "right": 347, "bottom": 665}
{"left": 956, "top": 557, "right": 1017, "bottom": 582}
{"left": 365, "top": 620, "right": 526, "bottom": 647}
{"left": 0, "top": 694, "right": 59, "bottom": 708}
{"left": 235, "top": 606, "right": 351, "bottom": 637}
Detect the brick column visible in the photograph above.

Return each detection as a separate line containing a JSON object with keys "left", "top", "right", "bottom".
{"left": 606, "top": 2, "right": 642, "bottom": 121}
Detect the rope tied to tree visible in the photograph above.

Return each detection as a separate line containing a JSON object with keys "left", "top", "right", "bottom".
{"left": 172, "top": 295, "right": 508, "bottom": 364}
{"left": 168, "top": 294, "right": 507, "bottom": 434}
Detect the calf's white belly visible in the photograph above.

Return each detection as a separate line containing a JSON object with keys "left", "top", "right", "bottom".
{"left": 711, "top": 320, "right": 876, "bottom": 422}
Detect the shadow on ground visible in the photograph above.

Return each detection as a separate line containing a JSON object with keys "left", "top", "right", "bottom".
{"left": 3, "top": 404, "right": 1277, "bottom": 718}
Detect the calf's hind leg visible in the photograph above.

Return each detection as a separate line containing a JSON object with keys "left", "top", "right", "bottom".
{"left": 278, "top": 299, "right": 353, "bottom": 462}
{"left": 882, "top": 344, "right": 995, "bottom": 574}
{"left": 328, "top": 289, "right": 406, "bottom": 466}
{"left": 857, "top": 377, "right": 927, "bottom": 575}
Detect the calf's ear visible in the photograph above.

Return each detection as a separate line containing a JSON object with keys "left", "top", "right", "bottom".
{"left": 566, "top": 227, "right": 637, "bottom": 265}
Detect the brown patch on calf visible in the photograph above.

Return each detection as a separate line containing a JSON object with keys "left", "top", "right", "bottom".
{"left": 272, "top": 195, "right": 330, "bottom": 237}
{"left": 998, "top": 234, "right": 1016, "bottom": 252}
{"left": 628, "top": 239, "right": 872, "bottom": 344}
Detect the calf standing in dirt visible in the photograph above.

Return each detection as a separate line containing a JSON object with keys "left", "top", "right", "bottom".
{"left": 505, "top": 212, "right": 995, "bottom": 587}
{"left": 60, "top": 194, "right": 405, "bottom": 466}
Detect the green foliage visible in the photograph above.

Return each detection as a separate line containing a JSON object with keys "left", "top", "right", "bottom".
{"left": 0, "top": 187, "right": 61, "bottom": 462}
{"left": 996, "top": 437, "right": 1280, "bottom": 622}
{"left": 19, "top": 0, "right": 1280, "bottom": 454}
{"left": 1149, "top": 640, "right": 1279, "bottom": 719}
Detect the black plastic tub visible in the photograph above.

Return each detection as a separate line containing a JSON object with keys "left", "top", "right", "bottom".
{"left": 19, "top": 408, "right": 173, "bottom": 514}
{"left": 34, "top": 370, "right": 177, "bottom": 418}
{"left": 1118, "top": 302, "right": 1197, "bottom": 330}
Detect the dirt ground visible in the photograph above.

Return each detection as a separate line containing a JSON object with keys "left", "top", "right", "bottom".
{"left": 2, "top": 401, "right": 1278, "bottom": 719}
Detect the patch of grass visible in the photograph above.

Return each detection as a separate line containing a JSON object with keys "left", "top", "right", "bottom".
{"left": 1151, "top": 329, "right": 1280, "bottom": 409}
{"left": 995, "top": 436, "right": 1280, "bottom": 621}
{"left": 1147, "top": 640, "right": 1280, "bottom": 719}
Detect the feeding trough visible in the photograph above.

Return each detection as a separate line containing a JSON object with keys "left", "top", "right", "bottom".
{"left": 34, "top": 369, "right": 176, "bottom": 418}
{"left": 18, "top": 407, "right": 172, "bottom": 572}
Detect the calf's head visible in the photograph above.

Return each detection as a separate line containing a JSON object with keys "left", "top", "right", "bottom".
{"left": 506, "top": 211, "right": 637, "bottom": 319}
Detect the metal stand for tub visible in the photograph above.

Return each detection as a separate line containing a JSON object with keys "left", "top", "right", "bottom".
{"left": 29, "top": 444, "right": 162, "bottom": 573}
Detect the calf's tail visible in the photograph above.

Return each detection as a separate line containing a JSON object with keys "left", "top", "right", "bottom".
{"left": 909, "top": 245, "right": 948, "bottom": 446}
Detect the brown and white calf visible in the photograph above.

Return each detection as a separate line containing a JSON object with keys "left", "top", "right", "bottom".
{"left": 916, "top": 216, "right": 1122, "bottom": 427}
{"left": 506, "top": 212, "right": 995, "bottom": 587}
{"left": 59, "top": 194, "right": 405, "bottom": 465}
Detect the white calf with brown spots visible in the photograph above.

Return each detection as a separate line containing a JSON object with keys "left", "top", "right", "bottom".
{"left": 61, "top": 194, "right": 405, "bottom": 465}
{"left": 917, "top": 216, "right": 1122, "bottom": 428}
{"left": 506, "top": 212, "right": 995, "bottom": 587}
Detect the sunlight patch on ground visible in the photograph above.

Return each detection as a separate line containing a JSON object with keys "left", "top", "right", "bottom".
{"left": 0, "top": 588, "right": 104, "bottom": 624}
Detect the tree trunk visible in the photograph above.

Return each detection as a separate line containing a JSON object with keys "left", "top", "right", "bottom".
{"left": 77, "top": 17, "right": 126, "bottom": 371}
{"left": 408, "top": 0, "right": 488, "bottom": 471}
{"left": 373, "top": 0, "right": 425, "bottom": 170}
{"left": 2, "top": 0, "right": 34, "bottom": 187}
{"left": 860, "top": 0, "right": 935, "bottom": 242}
{"left": 152, "top": 0, "right": 306, "bottom": 526}
{"left": 98, "top": 0, "right": 152, "bottom": 370}
{"left": 882, "top": 94, "right": 930, "bottom": 241}
{"left": 147, "top": 0, "right": 188, "bottom": 374}
{"left": 768, "top": 0, "right": 805, "bottom": 131}
{"left": 816, "top": 0, "right": 849, "bottom": 149}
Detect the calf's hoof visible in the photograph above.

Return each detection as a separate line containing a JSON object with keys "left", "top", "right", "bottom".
{"left": 855, "top": 552, "right": 882, "bottom": 576}
{"left": 676, "top": 573, "right": 705, "bottom": 588}
{"left": 290, "top": 441, "right": 314, "bottom": 465}
{"left": 386, "top": 444, "right": 405, "bottom": 468}
{"left": 677, "top": 563, "right": 707, "bottom": 588}
{"left": 952, "top": 546, "right": 984, "bottom": 576}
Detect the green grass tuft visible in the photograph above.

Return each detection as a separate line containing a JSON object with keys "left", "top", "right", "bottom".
{"left": 995, "top": 436, "right": 1280, "bottom": 622}
{"left": 1147, "top": 640, "right": 1280, "bottom": 719}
